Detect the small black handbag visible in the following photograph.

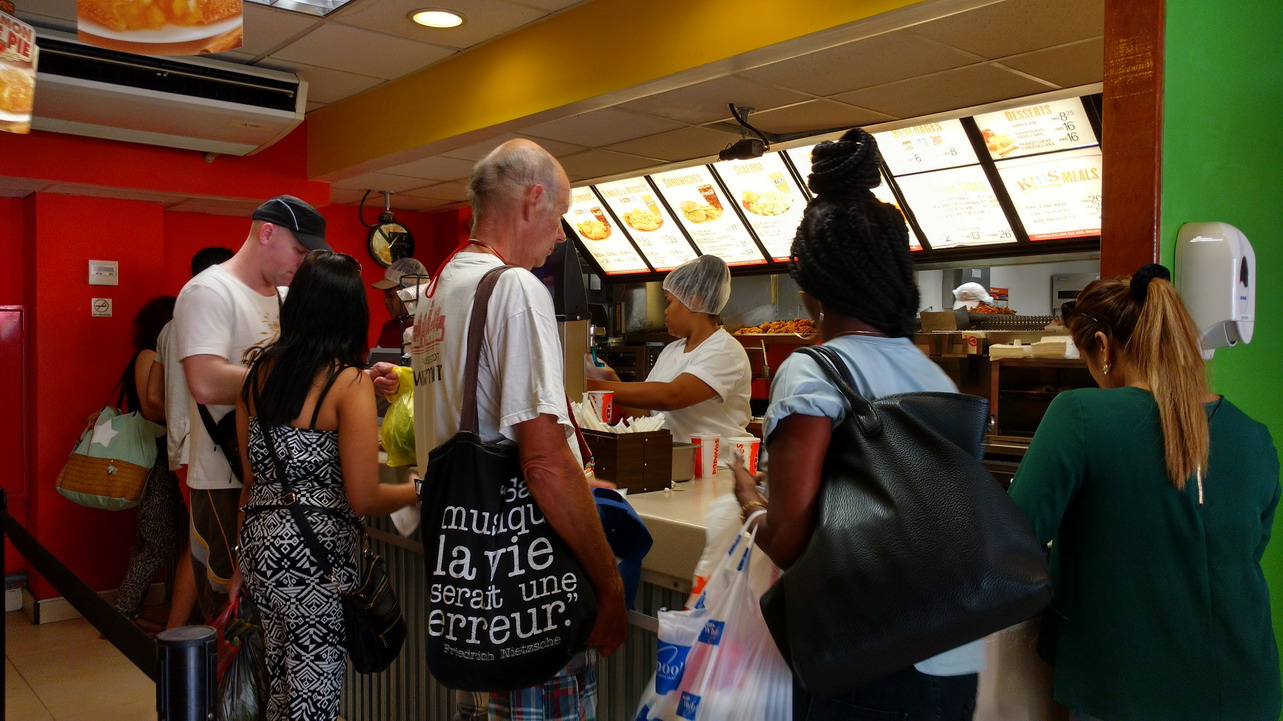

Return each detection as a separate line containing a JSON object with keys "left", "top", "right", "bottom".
{"left": 760, "top": 345, "right": 1051, "bottom": 696}
{"left": 257, "top": 417, "right": 407, "bottom": 675}
{"left": 419, "top": 265, "right": 597, "bottom": 692}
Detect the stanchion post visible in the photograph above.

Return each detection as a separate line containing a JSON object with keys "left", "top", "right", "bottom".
{"left": 157, "top": 625, "right": 216, "bottom": 721}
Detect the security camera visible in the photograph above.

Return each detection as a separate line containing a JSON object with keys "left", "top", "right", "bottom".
{"left": 718, "top": 138, "right": 765, "bottom": 161}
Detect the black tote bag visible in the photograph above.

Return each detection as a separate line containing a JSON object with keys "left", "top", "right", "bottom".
{"left": 761, "top": 345, "right": 1050, "bottom": 696}
{"left": 419, "top": 265, "right": 597, "bottom": 692}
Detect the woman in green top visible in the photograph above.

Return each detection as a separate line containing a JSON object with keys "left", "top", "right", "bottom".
{"left": 1009, "top": 264, "right": 1280, "bottom": 721}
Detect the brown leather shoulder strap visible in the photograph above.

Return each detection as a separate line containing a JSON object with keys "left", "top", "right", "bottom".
{"left": 459, "top": 266, "right": 514, "bottom": 432}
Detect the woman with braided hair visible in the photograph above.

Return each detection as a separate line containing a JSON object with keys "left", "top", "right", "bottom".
{"left": 1009, "top": 266, "right": 1280, "bottom": 721}
{"left": 732, "top": 127, "right": 984, "bottom": 720}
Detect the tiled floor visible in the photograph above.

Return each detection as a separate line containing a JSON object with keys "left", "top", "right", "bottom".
{"left": 4, "top": 611, "right": 155, "bottom": 721}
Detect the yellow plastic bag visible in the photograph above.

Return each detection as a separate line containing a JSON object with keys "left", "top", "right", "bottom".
{"left": 380, "top": 366, "right": 416, "bottom": 468}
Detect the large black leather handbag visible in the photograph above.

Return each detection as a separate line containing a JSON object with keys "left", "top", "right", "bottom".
{"left": 760, "top": 345, "right": 1051, "bottom": 696}
{"left": 419, "top": 266, "right": 597, "bottom": 692}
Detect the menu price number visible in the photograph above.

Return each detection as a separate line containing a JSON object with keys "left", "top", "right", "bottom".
{"left": 1084, "top": 194, "right": 1103, "bottom": 214}
{"left": 998, "top": 229, "right": 1014, "bottom": 240}
{"left": 912, "top": 147, "right": 960, "bottom": 164}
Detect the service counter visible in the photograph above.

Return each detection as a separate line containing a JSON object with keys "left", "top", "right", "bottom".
{"left": 344, "top": 464, "right": 1064, "bottom": 720}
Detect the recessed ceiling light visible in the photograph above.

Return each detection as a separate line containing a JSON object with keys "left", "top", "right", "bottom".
{"left": 409, "top": 9, "right": 466, "bottom": 28}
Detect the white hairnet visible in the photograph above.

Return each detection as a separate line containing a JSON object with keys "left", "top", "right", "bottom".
{"left": 952, "top": 282, "right": 993, "bottom": 310}
{"left": 662, "top": 255, "right": 731, "bottom": 315}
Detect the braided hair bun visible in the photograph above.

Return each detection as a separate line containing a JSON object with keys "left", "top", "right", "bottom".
{"left": 789, "top": 127, "right": 919, "bottom": 337}
{"left": 807, "top": 127, "right": 882, "bottom": 196}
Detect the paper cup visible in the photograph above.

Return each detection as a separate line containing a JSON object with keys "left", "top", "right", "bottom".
{"left": 585, "top": 390, "right": 613, "bottom": 423}
{"left": 728, "top": 436, "right": 761, "bottom": 475}
{"left": 690, "top": 434, "right": 720, "bottom": 479}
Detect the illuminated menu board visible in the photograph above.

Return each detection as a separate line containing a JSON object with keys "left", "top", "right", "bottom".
{"left": 996, "top": 147, "right": 1102, "bottom": 241}
{"left": 786, "top": 144, "right": 924, "bottom": 252}
{"left": 974, "top": 98, "right": 1098, "bottom": 160}
{"left": 894, "top": 166, "right": 1015, "bottom": 248}
{"left": 874, "top": 120, "right": 977, "bottom": 176}
{"left": 711, "top": 153, "right": 805, "bottom": 261}
{"left": 593, "top": 177, "right": 697, "bottom": 272}
{"left": 649, "top": 167, "right": 769, "bottom": 266}
{"left": 564, "top": 187, "right": 650, "bottom": 275}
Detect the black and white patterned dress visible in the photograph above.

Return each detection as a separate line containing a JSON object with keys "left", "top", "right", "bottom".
{"left": 239, "top": 399, "right": 360, "bottom": 721}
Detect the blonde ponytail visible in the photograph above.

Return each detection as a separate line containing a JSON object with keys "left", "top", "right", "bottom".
{"left": 1125, "top": 279, "right": 1209, "bottom": 488}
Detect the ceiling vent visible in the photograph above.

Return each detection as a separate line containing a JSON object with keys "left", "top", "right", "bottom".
{"left": 31, "top": 29, "right": 306, "bottom": 156}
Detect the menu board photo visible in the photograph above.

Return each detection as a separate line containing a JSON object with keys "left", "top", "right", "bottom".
{"left": 874, "top": 119, "right": 977, "bottom": 176}
{"left": 973, "top": 97, "right": 1098, "bottom": 161}
{"left": 564, "top": 187, "right": 651, "bottom": 275}
{"left": 995, "top": 147, "right": 1102, "bottom": 241}
{"left": 649, "top": 167, "right": 769, "bottom": 266}
{"left": 593, "top": 177, "right": 697, "bottom": 272}
{"left": 711, "top": 153, "right": 805, "bottom": 261}
{"left": 894, "top": 166, "right": 1016, "bottom": 249}
{"left": 783, "top": 144, "right": 818, "bottom": 195}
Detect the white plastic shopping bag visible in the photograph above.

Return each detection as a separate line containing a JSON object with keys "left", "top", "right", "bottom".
{"left": 634, "top": 512, "right": 791, "bottom": 721}
{"left": 689, "top": 493, "right": 778, "bottom": 607}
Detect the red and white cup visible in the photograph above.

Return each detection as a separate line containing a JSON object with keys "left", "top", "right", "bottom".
{"left": 691, "top": 433, "right": 720, "bottom": 478}
{"left": 728, "top": 436, "right": 761, "bottom": 475}
{"left": 585, "top": 390, "right": 613, "bottom": 424}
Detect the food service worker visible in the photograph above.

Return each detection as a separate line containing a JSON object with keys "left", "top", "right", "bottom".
{"left": 587, "top": 255, "right": 751, "bottom": 461}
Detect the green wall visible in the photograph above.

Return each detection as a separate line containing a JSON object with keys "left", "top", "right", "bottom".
{"left": 1161, "top": 0, "right": 1283, "bottom": 698}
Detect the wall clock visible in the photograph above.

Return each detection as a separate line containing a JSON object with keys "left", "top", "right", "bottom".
{"left": 361, "top": 190, "right": 415, "bottom": 267}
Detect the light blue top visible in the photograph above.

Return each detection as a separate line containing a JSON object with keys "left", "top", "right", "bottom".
{"left": 763, "top": 334, "right": 986, "bottom": 677}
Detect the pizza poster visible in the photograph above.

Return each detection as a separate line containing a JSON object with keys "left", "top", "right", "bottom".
{"left": 77, "top": 0, "right": 243, "bottom": 56}
{"left": 894, "top": 166, "right": 1016, "bottom": 248}
{"left": 711, "top": 153, "right": 805, "bottom": 262}
{"left": 0, "top": 11, "right": 36, "bottom": 135}
{"left": 650, "top": 167, "right": 769, "bottom": 267}
{"left": 874, "top": 119, "right": 977, "bottom": 176}
{"left": 973, "top": 98, "right": 1098, "bottom": 161}
{"left": 995, "top": 148, "right": 1102, "bottom": 241}
{"left": 593, "top": 177, "right": 697, "bottom": 272}
{"left": 564, "top": 186, "right": 651, "bottom": 275}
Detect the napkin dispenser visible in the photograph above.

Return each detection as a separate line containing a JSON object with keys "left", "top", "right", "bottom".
{"left": 583, "top": 429, "right": 672, "bottom": 494}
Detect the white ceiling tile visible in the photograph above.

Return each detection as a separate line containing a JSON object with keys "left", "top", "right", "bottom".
{"left": 383, "top": 154, "right": 478, "bottom": 182}
{"left": 618, "top": 76, "right": 814, "bottom": 125}
{"left": 333, "top": 0, "right": 546, "bottom": 50}
{"left": 740, "top": 31, "right": 983, "bottom": 97}
{"left": 385, "top": 195, "right": 456, "bottom": 211}
{"left": 329, "top": 188, "right": 372, "bottom": 205}
{"left": 236, "top": 3, "right": 324, "bottom": 57}
{"left": 995, "top": 38, "right": 1104, "bottom": 88}
{"left": 557, "top": 150, "right": 664, "bottom": 180}
{"left": 523, "top": 108, "right": 686, "bottom": 147}
{"left": 604, "top": 126, "right": 740, "bottom": 163}
{"left": 331, "top": 171, "right": 437, "bottom": 193}
{"left": 440, "top": 134, "right": 587, "bottom": 162}
{"left": 833, "top": 64, "right": 1057, "bottom": 119}
{"left": 288, "top": 63, "right": 385, "bottom": 104}
{"left": 408, "top": 181, "right": 471, "bottom": 202}
{"left": 745, "top": 99, "right": 897, "bottom": 135}
{"left": 908, "top": 0, "right": 1105, "bottom": 60}
{"left": 306, "top": 100, "right": 328, "bottom": 113}
{"left": 272, "top": 23, "right": 455, "bottom": 80}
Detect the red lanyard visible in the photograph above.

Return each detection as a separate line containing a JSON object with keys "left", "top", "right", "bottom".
{"left": 423, "top": 238, "right": 508, "bottom": 299}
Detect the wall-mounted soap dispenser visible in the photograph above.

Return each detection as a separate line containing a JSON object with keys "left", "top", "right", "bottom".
{"left": 1175, "top": 222, "right": 1255, "bottom": 360}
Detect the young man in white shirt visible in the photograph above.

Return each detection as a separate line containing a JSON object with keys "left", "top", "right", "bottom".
{"left": 411, "top": 140, "right": 626, "bottom": 720}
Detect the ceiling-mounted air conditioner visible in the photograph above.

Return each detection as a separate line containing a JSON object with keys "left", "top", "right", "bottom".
{"left": 31, "top": 29, "right": 306, "bottom": 157}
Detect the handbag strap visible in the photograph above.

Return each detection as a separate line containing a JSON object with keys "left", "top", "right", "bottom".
{"left": 795, "top": 345, "right": 882, "bottom": 437}
{"left": 459, "top": 265, "right": 514, "bottom": 433}
{"left": 251, "top": 368, "right": 356, "bottom": 587}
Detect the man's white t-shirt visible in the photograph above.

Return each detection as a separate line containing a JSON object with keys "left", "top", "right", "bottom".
{"left": 410, "top": 253, "right": 581, "bottom": 479}
{"left": 646, "top": 328, "right": 752, "bottom": 462}
{"left": 153, "top": 321, "right": 190, "bottom": 470}
{"left": 173, "top": 264, "right": 283, "bottom": 490}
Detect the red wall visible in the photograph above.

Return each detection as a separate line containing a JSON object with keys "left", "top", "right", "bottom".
{"left": 1, "top": 126, "right": 467, "bottom": 600}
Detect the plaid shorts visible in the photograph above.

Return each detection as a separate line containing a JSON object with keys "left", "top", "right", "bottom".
{"left": 486, "top": 653, "right": 598, "bottom": 721}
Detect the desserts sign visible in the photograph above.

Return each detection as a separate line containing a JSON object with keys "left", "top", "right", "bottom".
{"left": 0, "top": 10, "right": 35, "bottom": 135}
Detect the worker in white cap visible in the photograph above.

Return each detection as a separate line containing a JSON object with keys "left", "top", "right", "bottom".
{"left": 952, "top": 281, "right": 993, "bottom": 310}
{"left": 371, "top": 257, "right": 428, "bottom": 349}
